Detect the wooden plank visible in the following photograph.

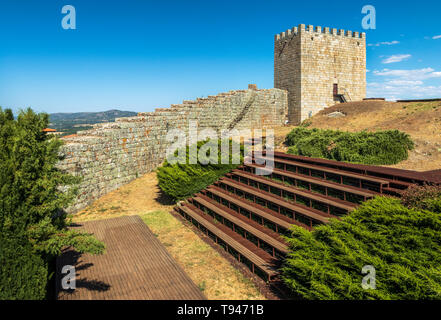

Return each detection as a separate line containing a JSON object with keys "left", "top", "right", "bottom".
{"left": 178, "top": 205, "right": 278, "bottom": 277}
{"left": 257, "top": 156, "right": 390, "bottom": 185}
{"left": 270, "top": 152, "right": 441, "bottom": 184}
{"left": 192, "top": 195, "right": 289, "bottom": 254}
{"left": 206, "top": 186, "right": 294, "bottom": 230}
{"left": 218, "top": 178, "right": 331, "bottom": 223}
{"left": 243, "top": 164, "right": 377, "bottom": 198}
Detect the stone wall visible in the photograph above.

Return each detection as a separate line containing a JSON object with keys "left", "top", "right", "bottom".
{"left": 274, "top": 24, "right": 366, "bottom": 124}
{"left": 58, "top": 87, "right": 288, "bottom": 213}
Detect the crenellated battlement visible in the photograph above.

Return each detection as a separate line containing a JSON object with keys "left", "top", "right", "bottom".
{"left": 275, "top": 24, "right": 366, "bottom": 42}
{"left": 274, "top": 23, "right": 366, "bottom": 124}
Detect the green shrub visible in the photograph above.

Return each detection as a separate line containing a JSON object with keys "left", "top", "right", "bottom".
{"left": 0, "top": 233, "right": 48, "bottom": 300}
{"left": 157, "top": 139, "right": 244, "bottom": 201}
{"left": 285, "top": 128, "right": 414, "bottom": 165}
{"left": 281, "top": 197, "right": 441, "bottom": 300}
{"left": 401, "top": 184, "right": 441, "bottom": 213}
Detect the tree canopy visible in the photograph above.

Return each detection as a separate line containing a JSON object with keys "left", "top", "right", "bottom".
{"left": 0, "top": 108, "right": 104, "bottom": 300}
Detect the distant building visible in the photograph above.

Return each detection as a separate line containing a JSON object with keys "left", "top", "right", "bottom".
{"left": 43, "top": 128, "right": 62, "bottom": 135}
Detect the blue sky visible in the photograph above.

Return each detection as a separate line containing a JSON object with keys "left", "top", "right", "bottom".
{"left": 0, "top": 0, "right": 440, "bottom": 114}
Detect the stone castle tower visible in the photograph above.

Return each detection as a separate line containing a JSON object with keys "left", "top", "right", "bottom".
{"left": 274, "top": 24, "right": 366, "bottom": 124}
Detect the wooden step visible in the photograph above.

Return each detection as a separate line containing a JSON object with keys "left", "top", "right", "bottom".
{"left": 216, "top": 178, "right": 331, "bottom": 224}
{"left": 383, "top": 179, "right": 414, "bottom": 190}
{"left": 192, "top": 195, "right": 289, "bottom": 255}
{"left": 243, "top": 164, "right": 378, "bottom": 200}
{"left": 271, "top": 151, "right": 427, "bottom": 186}
{"left": 268, "top": 153, "right": 416, "bottom": 192}
{"left": 229, "top": 170, "right": 356, "bottom": 212}
{"left": 176, "top": 204, "right": 278, "bottom": 281}
{"left": 382, "top": 186, "right": 404, "bottom": 196}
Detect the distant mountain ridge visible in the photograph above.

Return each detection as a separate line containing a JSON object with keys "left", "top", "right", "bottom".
{"left": 49, "top": 109, "right": 137, "bottom": 122}
{"left": 49, "top": 109, "right": 138, "bottom": 136}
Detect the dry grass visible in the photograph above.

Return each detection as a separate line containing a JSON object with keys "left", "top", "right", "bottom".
{"left": 71, "top": 171, "right": 265, "bottom": 300}
{"left": 73, "top": 171, "right": 175, "bottom": 222}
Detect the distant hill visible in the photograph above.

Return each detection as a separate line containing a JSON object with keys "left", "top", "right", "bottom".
{"left": 49, "top": 109, "right": 137, "bottom": 136}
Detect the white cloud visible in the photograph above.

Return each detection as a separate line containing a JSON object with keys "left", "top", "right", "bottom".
{"left": 367, "top": 40, "right": 400, "bottom": 47}
{"left": 433, "top": 35, "right": 441, "bottom": 39}
{"left": 369, "top": 67, "right": 441, "bottom": 99}
{"left": 382, "top": 40, "right": 400, "bottom": 45}
{"left": 373, "top": 68, "right": 441, "bottom": 80}
{"left": 367, "top": 82, "right": 441, "bottom": 100}
{"left": 382, "top": 54, "right": 411, "bottom": 64}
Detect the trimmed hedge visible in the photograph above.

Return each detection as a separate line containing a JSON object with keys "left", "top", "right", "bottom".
{"left": 281, "top": 197, "right": 441, "bottom": 300}
{"left": 285, "top": 127, "right": 414, "bottom": 165}
{"left": 157, "top": 139, "right": 244, "bottom": 201}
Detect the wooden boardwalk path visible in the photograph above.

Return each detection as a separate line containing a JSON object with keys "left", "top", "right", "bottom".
{"left": 55, "top": 215, "right": 205, "bottom": 300}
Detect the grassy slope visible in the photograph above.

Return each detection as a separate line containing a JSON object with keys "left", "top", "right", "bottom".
{"left": 274, "top": 100, "right": 441, "bottom": 171}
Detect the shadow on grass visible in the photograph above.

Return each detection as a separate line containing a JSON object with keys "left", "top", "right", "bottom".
{"left": 154, "top": 189, "right": 176, "bottom": 206}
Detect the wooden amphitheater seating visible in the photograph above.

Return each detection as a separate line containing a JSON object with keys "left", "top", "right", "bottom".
{"left": 174, "top": 151, "right": 438, "bottom": 282}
